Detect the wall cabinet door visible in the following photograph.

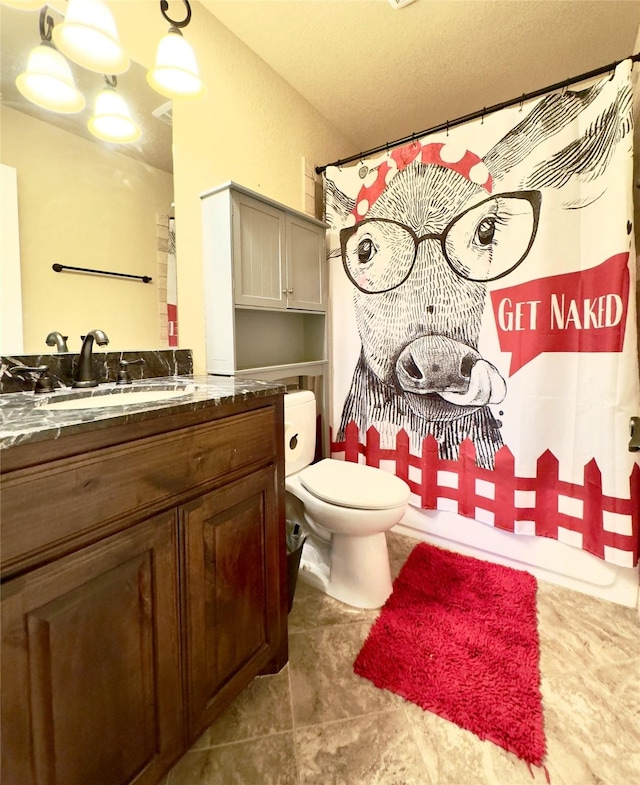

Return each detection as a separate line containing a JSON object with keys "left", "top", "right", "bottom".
{"left": 181, "top": 465, "right": 283, "bottom": 742}
{"left": 231, "top": 190, "right": 325, "bottom": 312}
{"left": 233, "top": 192, "right": 287, "bottom": 309}
{"left": 285, "top": 213, "right": 325, "bottom": 311}
{"left": 1, "top": 512, "right": 182, "bottom": 785}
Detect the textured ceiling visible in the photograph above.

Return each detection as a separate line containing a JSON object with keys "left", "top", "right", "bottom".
{"left": 202, "top": 0, "right": 640, "bottom": 158}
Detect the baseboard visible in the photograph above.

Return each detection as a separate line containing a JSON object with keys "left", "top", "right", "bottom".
{"left": 393, "top": 506, "right": 640, "bottom": 608}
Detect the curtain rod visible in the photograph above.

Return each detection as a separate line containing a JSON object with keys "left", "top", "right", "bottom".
{"left": 316, "top": 52, "right": 640, "bottom": 175}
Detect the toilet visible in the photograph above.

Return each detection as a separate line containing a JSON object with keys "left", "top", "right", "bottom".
{"left": 284, "top": 390, "right": 411, "bottom": 609}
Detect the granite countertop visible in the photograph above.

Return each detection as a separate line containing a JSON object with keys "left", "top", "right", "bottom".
{"left": 0, "top": 375, "right": 285, "bottom": 451}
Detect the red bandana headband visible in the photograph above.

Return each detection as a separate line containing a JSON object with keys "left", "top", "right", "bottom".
{"left": 351, "top": 140, "right": 493, "bottom": 220}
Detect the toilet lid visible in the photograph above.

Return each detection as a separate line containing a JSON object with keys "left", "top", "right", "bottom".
{"left": 299, "top": 459, "right": 411, "bottom": 510}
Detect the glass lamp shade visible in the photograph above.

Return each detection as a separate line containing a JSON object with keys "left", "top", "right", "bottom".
{"left": 52, "top": 0, "right": 129, "bottom": 75}
{"left": 16, "top": 43, "right": 86, "bottom": 114}
{"left": 147, "top": 30, "right": 205, "bottom": 99}
{"left": 88, "top": 88, "right": 140, "bottom": 143}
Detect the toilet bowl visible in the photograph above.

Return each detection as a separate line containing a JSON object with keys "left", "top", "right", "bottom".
{"left": 284, "top": 391, "right": 411, "bottom": 609}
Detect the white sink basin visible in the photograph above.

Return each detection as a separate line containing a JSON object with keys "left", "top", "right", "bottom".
{"left": 42, "top": 387, "right": 195, "bottom": 411}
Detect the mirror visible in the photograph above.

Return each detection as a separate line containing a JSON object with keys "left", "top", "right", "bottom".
{"left": 0, "top": 3, "right": 175, "bottom": 356}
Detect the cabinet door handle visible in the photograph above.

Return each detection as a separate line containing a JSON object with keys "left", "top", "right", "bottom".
{"left": 282, "top": 289, "right": 287, "bottom": 294}
{"left": 287, "top": 288, "right": 293, "bottom": 293}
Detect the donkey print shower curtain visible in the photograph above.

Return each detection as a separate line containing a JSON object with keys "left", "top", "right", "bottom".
{"left": 325, "top": 60, "right": 640, "bottom": 567}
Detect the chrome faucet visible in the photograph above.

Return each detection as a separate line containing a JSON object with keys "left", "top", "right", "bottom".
{"left": 73, "top": 329, "right": 109, "bottom": 388}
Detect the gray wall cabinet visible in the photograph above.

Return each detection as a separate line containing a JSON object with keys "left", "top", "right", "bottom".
{"left": 201, "top": 182, "right": 328, "bottom": 379}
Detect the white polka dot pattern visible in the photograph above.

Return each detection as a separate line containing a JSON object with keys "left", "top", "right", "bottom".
{"left": 350, "top": 140, "right": 493, "bottom": 218}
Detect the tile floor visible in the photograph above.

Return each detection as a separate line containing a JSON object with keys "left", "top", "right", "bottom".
{"left": 163, "top": 532, "right": 640, "bottom": 785}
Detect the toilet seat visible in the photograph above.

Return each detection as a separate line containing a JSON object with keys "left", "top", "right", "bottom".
{"left": 299, "top": 459, "right": 411, "bottom": 510}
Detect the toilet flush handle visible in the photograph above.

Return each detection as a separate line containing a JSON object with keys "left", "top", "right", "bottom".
{"left": 285, "top": 421, "right": 299, "bottom": 450}
{"left": 630, "top": 417, "right": 640, "bottom": 452}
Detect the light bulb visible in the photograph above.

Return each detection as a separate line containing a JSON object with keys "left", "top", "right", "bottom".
{"left": 147, "top": 28, "right": 205, "bottom": 99}
{"left": 52, "top": 0, "right": 129, "bottom": 75}
{"left": 16, "top": 42, "right": 85, "bottom": 113}
{"left": 88, "top": 87, "right": 140, "bottom": 143}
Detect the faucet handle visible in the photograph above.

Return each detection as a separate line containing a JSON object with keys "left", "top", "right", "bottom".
{"left": 9, "top": 365, "right": 55, "bottom": 394}
{"left": 116, "top": 358, "right": 145, "bottom": 385}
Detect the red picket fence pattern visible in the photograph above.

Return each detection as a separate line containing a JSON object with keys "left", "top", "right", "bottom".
{"left": 331, "top": 422, "right": 640, "bottom": 565}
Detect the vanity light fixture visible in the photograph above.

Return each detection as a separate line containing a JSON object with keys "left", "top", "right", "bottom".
{"left": 52, "top": 0, "right": 129, "bottom": 75}
{"left": 88, "top": 75, "right": 140, "bottom": 143}
{"left": 16, "top": 6, "right": 86, "bottom": 114}
{"left": 147, "top": 0, "right": 205, "bottom": 100}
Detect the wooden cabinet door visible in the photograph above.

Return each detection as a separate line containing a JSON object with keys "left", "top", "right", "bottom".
{"left": 1, "top": 512, "right": 182, "bottom": 785}
{"left": 233, "top": 192, "right": 286, "bottom": 309}
{"left": 181, "top": 465, "right": 286, "bottom": 741}
{"left": 285, "top": 213, "right": 326, "bottom": 311}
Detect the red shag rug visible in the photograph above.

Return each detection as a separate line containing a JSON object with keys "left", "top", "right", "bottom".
{"left": 354, "top": 542, "right": 545, "bottom": 766}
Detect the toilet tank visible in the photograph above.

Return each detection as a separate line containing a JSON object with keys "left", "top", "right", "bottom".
{"left": 283, "top": 390, "right": 317, "bottom": 476}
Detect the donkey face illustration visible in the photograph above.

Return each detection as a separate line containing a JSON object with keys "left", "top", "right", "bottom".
{"left": 341, "top": 157, "right": 540, "bottom": 413}
{"left": 328, "top": 73, "right": 632, "bottom": 468}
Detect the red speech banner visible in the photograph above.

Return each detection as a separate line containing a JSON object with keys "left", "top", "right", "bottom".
{"left": 490, "top": 253, "right": 630, "bottom": 375}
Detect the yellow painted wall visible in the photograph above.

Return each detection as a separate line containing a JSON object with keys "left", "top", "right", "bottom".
{"left": 112, "top": 0, "right": 355, "bottom": 373}
{"left": 1, "top": 105, "right": 174, "bottom": 353}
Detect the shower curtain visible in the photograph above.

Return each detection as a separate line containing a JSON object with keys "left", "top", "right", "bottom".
{"left": 325, "top": 60, "right": 640, "bottom": 567}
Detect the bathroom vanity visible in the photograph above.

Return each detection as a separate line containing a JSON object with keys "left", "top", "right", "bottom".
{"left": 0, "top": 376, "right": 287, "bottom": 785}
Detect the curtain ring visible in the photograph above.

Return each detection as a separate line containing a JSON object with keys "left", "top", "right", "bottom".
{"left": 481, "top": 109, "right": 485, "bottom": 125}
{"left": 446, "top": 120, "right": 449, "bottom": 137}
{"left": 519, "top": 94, "right": 525, "bottom": 112}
